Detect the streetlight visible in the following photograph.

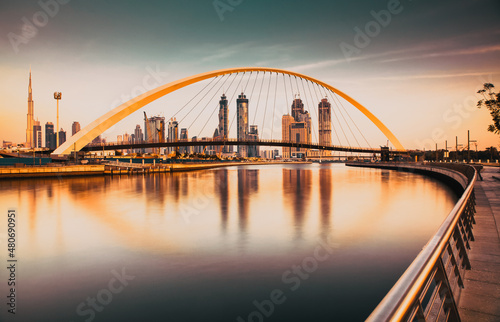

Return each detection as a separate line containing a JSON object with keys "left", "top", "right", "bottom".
{"left": 54, "top": 92, "right": 62, "bottom": 147}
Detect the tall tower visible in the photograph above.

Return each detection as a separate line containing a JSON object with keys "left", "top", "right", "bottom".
{"left": 72, "top": 122, "right": 81, "bottom": 136}
{"left": 282, "top": 95, "right": 311, "bottom": 159}
{"left": 167, "top": 117, "right": 178, "bottom": 154}
{"left": 318, "top": 98, "right": 332, "bottom": 156}
{"left": 26, "top": 68, "right": 35, "bottom": 148}
{"left": 218, "top": 93, "right": 229, "bottom": 152}
{"left": 236, "top": 92, "right": 249, "bottom": 157}
{"left": 248, "top": 125, "right": 259, "bottom": 158}
{"left": 281, "top": 114, "right": 294, "bottom": 158}
{"left": 179, "top": 128, "right": 190, "bottom": 154}
{"left": 33, "top": 120, "right": 42, "bottom": 148}
{"left": 45, "top": 122, "right": 56, "bottom": 149}
{"left": 291, "top": 95, "right": 304, "bottom": 122}
{"left": 134, "top": 124, "right": 143, "bottom": 143}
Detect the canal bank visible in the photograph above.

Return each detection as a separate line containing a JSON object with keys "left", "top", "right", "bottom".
{"left": 349, "top": 162, "right": 500, "bottom": 321}
{"left": 0, "top": 161, "right": 311, "bottom": 179}
{"left": 345, "top": 161, "right": 474, "bottom": 196}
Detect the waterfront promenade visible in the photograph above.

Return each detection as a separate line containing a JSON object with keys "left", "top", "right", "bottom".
{"left": 459, "top": 166, "right": 500, "bottom": 321}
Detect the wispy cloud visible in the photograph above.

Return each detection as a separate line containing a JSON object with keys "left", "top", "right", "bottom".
{"left": 380, "top": 44, "right": 500, "bottom": 63}
{"left": 369, "top": 71, "right": 498, "bottom": 81}
{"left": 284, "top": 44, "right": 445, "bottom": 73}
{"left": 200, "top": 42, "right": 255, "bottom": 62}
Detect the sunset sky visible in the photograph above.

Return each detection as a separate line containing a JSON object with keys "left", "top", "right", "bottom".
{"left": 0, "top": 0, "right": 499, "bottom": 150}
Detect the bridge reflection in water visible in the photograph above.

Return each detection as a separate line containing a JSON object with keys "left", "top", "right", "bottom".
{"left": 0, "top": 164, "right": 458, "bottom": 321}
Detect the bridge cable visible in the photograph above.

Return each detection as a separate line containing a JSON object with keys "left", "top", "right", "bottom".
{"left": 282, "top": 73, "right": 290, "bottom": 114}
{"left": 311, "top": 82, "right": 337, "bottom": 151}
{"left": 310, "top": 82, "right": 338, "bottom": 160}
{"left": 288, "top": 74, "right": 295, "bottom": 99}
{"left": 190, "top": 73, "right": 234, "bottom": 134}
{"left": 326, "top": 89, "right": 361, "bottom": 148}
{"left": 299, "top": 78, "right": 318, "bottom": 144}
{"left": 332, "top": 92, "right": 372, "bottom": 149}
{"left": 261, "top": 72, "right": 273, "bottom": 139}
{"left": 242, "top": 71, "right": 253, "bottom": 94}
{"left": 228, "top": 72, "right": 259, "bottom": 136}
{"left": 323, "top": 86, "right": 351, "bottom": 148}
{"left": 198, "top": 72, "right": 242, "bottom": 137}
{"left": 171, "top": 75, "right": 218, "bottom": 121}
{"left": 179, "top": 74, "right": 226, "bottom": 125}
{"left": 282, "top": 73, "right": 292, "bottom": 158}
{"left": 297, "top": 78, "right": 317, "bottom": 145}
{"left": 227, "top": 71, "right": 257, "bottom": 138}
{"left": 251, "top": 71, "right": 266, "bottom": 126}
{"left": 246, "top": 72, "right": 259, "bottom": 123}
{"left": 271, "top": 72, "right": 278, "bottom": 140}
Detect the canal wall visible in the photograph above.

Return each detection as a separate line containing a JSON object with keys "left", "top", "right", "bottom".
{"left": 0, "top": 161, "right": 311, "bottom": 179}
{"left": 345, "top": 162, "right": 475, "bottom": 195}
{"left": 0, "top": 164, "right": 105, "bottom": 179}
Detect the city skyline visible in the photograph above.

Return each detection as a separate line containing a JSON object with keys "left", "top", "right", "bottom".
{"left": 13, "top": 67, "right": 498, "bottom": 157}
{"left": 1, "top": 0, "right": 499, "bottom": 150}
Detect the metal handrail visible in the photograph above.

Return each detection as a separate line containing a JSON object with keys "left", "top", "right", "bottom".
{"left": 367, "top": 164, "right": 477, "bottom": 321}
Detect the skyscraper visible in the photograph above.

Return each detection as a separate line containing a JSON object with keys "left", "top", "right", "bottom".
{"left": 248, "top": 125, "right": 259, "bottom": 158}
{"left": 33, "top": 120, "right": 42, "bottom": 148}
{"left": 291, "top": 96, "right": 304, "bottom": 122}
{"left": 26, "top": 68, "right": 35, "bottom": 148}
{"left": 282, "top": 95, "right": 311, "bottom": 158}
{"left": 281, "top": 114, "right": 294, "bottom": 158}
{"left": 58, "top": 129, "right": 66, "bottom": 146}
{"left": 218, "top": 93, "right": 229, "bottom": 153}
{"left": 236, "top": 92, "right": 249, "bottom": 157}
{"left": 133, "top": 124, "right": 144, "bottom": 154}
{"left": 72, "top": 122, "right": 81, "bottom": 136}
{"left": 179, "top": 128, "right": 189, "bottom": 154}
{"left": 134, "top": 124, "right": 143, "bottom": 143}
{"left": 318, "top": 98, "right": 332, "bottom": 157}
{"left": 167, "top": 118, "right": 178, "bottom": 154}
{"left": 45, "top": 122, "right": 56, "bottom": 149}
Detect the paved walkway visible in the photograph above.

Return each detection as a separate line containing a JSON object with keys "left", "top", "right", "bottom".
{"left": 459, "top": 166, "right": 500, "bottom": 321}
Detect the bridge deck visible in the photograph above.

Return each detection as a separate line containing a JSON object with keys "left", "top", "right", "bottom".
{"left": 459, "top": 166, "right": 500, "bottom": 321}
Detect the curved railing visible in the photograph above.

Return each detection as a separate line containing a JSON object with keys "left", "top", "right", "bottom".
{"left": 364, "top": 163, "right": 477, "bottom": 321}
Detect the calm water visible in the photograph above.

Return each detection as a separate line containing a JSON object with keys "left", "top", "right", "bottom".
{"left": 0, "top": 163, "right": 458, "bottom": 322}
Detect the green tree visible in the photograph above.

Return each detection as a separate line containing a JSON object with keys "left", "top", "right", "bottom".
{"left": 477, "top": 83, "right": 500, "bottom": 134}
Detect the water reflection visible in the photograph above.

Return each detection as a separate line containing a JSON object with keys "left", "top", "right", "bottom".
{"left": 0, "top": 164, "right": 459, "bottom": 322}
{"left": 215, "top": 169, "right": 229, "bottom": 233}
{"left": 283, "top": 167, "right": 312, "bottom": 240}
{"left": 319, "top": 166, "right": 333, "bottom": 238}
{"left": 237, "top": 169, "right": 259, "bottom": 233}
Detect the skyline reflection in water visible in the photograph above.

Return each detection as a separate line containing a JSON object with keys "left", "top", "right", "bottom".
{"left": 0, "top": 163, "right": 457, "bottom": 322}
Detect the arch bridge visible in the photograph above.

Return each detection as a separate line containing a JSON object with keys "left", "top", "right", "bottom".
{"left": 53, "top": 67, "right": 405, "bottom": 156}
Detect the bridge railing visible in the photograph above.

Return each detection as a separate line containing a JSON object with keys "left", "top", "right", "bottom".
{"left": 85, "top": 138, "right": 397, "bottom": 154}
{"left": 366, "top": 163, "right": 477, "bottom": 322}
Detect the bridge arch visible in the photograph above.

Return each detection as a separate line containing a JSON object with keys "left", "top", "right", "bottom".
{"left": 53, "top": 67, "right": 405, "bottom": 155}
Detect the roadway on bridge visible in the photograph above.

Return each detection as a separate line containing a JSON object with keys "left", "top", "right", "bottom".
{"left": 458, "top": 166, "right": 500, "bottom": 321}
